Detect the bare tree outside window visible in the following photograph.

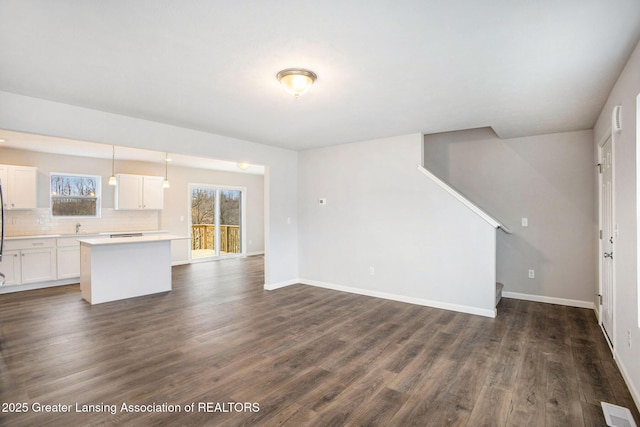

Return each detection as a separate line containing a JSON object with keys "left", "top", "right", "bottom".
{"left": 220, "top": 190, "right": 241, "bottom": 226}
{"left": 191, "top": 186, "right": 243, "bottom": 257}
{"left": 51, "top": 174, "right": 100, "bottom": 217}
{"left": 191, "top": 188, "right": 215, "bottom": 225}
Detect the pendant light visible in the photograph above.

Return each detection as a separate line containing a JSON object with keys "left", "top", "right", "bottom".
{"left": 163, "top": 152, "right": 170, "bottom": 189}
{"left": 108, "top": 145, "right": 117, "bottom": 186}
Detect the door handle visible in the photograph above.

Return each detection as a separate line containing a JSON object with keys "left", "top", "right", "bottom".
{"left": 604, "top": 252, "right": 613, "bottom": 259}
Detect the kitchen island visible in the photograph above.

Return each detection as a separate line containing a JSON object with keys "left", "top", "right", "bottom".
{"left": 78, "top": 234, "right": 189, "bottom": 304}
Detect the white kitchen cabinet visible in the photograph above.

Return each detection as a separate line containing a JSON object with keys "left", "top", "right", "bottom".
{"left": 56, "top": 238, "right": 81, "bottom": 279}
{"left": 21, "top": 247, "right": 56, "bottom": 283}
{"left": 114, "top": 174, "right": 164, "bottom": 210}
{"left": 2, "top": 239, "right": 56, "bottom": 285}
{"left": 0, "top": 164, "right": 38, "bottom": 210}
{"left": 0, "top": 250, "right": 21, "bottom": 286}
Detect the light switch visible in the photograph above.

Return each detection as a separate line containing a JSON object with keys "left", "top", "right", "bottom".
{"left": 521, "top": 218, "right": 528, "bottom": 227}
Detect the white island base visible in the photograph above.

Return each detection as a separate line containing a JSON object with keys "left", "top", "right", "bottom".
{"left": 79, "top": 235, "right": 183, "bottom": 304}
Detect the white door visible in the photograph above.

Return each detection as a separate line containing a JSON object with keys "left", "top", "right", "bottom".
{"left": 601, "top": 136, "right": 614, "bottom": 346}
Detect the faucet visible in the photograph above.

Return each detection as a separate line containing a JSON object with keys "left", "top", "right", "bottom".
{"left": 75, "top": 223, "right": 82, "bottom": 234}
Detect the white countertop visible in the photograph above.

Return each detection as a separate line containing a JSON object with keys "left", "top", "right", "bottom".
{"left": 5, "top": 230, "right": 170, "bottom": 241}
{"left": 78, "top": 234, "right": 190, "bottom": 246}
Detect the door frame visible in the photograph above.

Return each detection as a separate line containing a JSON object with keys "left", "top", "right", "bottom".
{"left": 188, "top": 183, "right": 247, "bottom": 263}
{"left": 597, "top": 129, "right": 615, "bottom": 351}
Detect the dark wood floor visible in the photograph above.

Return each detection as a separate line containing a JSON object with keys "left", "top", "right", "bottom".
{"left": 0, "top": 256, "right": 638, "bottom": 426}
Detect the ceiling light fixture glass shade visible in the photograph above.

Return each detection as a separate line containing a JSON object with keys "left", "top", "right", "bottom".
{"left": 276, "top": 68, "right": 317, "bottom": 97}
{"left": 108, "top": 145, "right": 117, "bottom": 186}
{"left": 237, "top": 162, "right": 250, "bottom": 170}
{"left": 163, "top": 152, "right": 170, "bottom": 189}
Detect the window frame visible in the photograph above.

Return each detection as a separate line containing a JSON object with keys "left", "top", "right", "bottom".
{"left": 50, "top": 172, "right": 102, "bottom": 218}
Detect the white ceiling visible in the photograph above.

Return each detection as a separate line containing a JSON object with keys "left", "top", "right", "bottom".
{"left": 0, "top": 1, "right": 639, "bottom": 151}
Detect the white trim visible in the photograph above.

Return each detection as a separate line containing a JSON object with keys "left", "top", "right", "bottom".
{"left": 264, "top": 279, "right": 299, "bottom": 291}
{"left": 0, "top": 277, "right": 79, "bottom": 294}
{"left": 614, "top": 350, "right": 640, "bottom": 413}
{"left": 300, "top": 278, "right": 497, "bottom": 318}
{"left": 637, "top": 94, "right": 640, "bottom": 329}
{"left": 503, "top": 291, "right": 595, "bottom": 309}
{"left": 416, "top": 165, "right": 511, "bottom": 233}
{"left": 187, "top": 183, "right": 247, "bottom": 261}
{"left": 245, "top": 251, "right": 265, "bottom": 257}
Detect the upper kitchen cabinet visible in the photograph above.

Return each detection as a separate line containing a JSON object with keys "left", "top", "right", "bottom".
{"left": 0, "top": 164, "right": 38, "bottom": 210}
{"left": 114, "top": 174, "right": 164, "bottom": 210}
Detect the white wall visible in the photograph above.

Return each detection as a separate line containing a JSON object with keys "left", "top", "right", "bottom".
{"left": 424, "top": 128, "right": 596, "bottom": 306}
{"left": 593, "top": 39, "right": 640, "bottom": 410}
{"left": 0, "top": 91, "right": 297, "bottom": 287}
{"left": 298, "top": 133, "right": 498, "bottom": 317}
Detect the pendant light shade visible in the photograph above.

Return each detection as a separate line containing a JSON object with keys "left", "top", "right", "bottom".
{"left": 163, "top": 152, "right": 170, "bottom": 189}
{"left": 276, "top": 68, "right": 317, "bottom": 97}
{"left": 108, "top": 145, "right": 117, "bottom": 186}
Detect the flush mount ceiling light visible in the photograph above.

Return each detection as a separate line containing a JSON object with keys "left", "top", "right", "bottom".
{"left": 276, "top": 68, "right": 317, "bottom": 97}
{"left": 237, "top": 162, "right": 250, "bottom": 171}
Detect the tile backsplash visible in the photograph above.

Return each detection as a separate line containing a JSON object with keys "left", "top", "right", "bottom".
{"left": 4, "top": 208, "right": 160, "bottom": 236}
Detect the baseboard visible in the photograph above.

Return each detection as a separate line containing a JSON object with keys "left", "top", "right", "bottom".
{"left": 245, "top": 251, "right": 265, "bottom": 257}
{"left": 0, "top": 278, "right": 79, "bottom": 294}
{"left": 300, "top": 279, "right": 496, "bottom": 318}
{"left": 264, "top": 279, "right": 300, "bottom": 291}
{"left": 613, "top": 351, "right": 640, "bottom": 414}
{"left": 502, "top": 291, "right": 595, "bottom": 309}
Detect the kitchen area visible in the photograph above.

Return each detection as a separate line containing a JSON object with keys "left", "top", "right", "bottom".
{"left": 0, "top": 130, "right": 265, "bottom": 302}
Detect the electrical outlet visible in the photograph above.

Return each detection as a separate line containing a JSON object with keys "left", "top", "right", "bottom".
{"left": 528, "top": 269, "right": 535, "bottom": 279}
{"left": 521, "top": 218, "right": 528, "bottom": 227}
{"left": 369, "top": 266, "right": 375, "bottom": 276}
{"left": 319, "top": 198, "right": 327, "bottom": 205}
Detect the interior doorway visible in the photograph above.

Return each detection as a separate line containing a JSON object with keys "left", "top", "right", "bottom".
{"left": 189, "top": 184, "right": 246, "bottom": 261}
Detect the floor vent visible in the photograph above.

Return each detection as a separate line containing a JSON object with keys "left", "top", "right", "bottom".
{"left": 601, "top": 402, "right": 637, "bottom": 427}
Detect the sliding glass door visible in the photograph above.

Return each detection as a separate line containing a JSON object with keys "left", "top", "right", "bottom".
{"left": 190, "top": 184, "right": 245, "bottom": 260}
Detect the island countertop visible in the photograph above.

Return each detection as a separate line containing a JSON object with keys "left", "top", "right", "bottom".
{"left": 78, "top": 234, "right": 190, "bottom": 246}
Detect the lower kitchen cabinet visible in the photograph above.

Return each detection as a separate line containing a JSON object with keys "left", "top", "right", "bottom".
{"left": 56, "top": 243, "right": 81, "bottom": 279}
{"left": 2, "top": 239, "right": 56, "bottom": 286}
{"left": 0, "top": 250, "right": 21, "bottom": 286}
{"left": 21, "top": 247, "right": 56, "bottom": 283}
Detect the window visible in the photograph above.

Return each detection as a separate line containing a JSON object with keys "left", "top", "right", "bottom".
{"left": 51, "top": 173, "right": 101, "bottom": 217}
{"left": 189, "top": 184, "right": 245, "bottom": 260}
